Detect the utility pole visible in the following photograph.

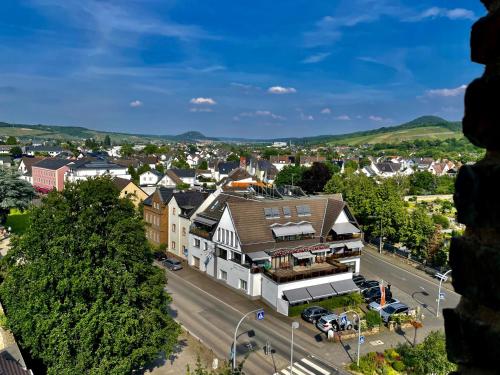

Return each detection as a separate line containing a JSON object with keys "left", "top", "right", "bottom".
{"left": 379, "top": 214, "right": 383, "bottom": 254}
{"left": 290, "top": 322, "right": 299, "bottom": 374}
{"left": 436, "top": 270, "right": 451, "bottom": 318}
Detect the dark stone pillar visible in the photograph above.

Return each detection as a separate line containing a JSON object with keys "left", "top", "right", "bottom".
{"left": 444, "top": 1, "right": 500, "bottom": 374}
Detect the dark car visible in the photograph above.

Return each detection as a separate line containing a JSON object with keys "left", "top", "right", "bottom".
{"left": 363, "top": 286, "right": 392, "bottom": 303}
{"left": 162, "top": 258, "right": 183, "bottom": 271}
{"left": 301, "top": 306, "right": 330, "bottom": 323}
{"left": 154, "top": 251, "right": 167, "bottom": 261}
{"left": 380, "top": 303, "right": 410, "bottom": 323}
{"left": 359, "top": 280, "right": 379, "bottom": 292}
{"left": 352, "top": 275, "right": 366, "bottom": 287}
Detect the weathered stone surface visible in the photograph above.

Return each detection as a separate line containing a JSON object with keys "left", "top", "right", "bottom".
{"left": 471, "top": 12, "right": 500, "bottom": 64}
{"left": 454, "top": 163, "right": 500, "bottom": 226}
{"left": 449, "top": 237, "right": 500, "bottom": 310}
{"left": 444, "top": 306, "right": 500, "bottom": 370}
{"left": 463, "top": 77, "right": 500, "bottom": 150}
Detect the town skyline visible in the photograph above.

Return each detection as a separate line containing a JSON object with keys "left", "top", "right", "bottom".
{"left": 1, "top": 0, "right": 482, "bottom": 137}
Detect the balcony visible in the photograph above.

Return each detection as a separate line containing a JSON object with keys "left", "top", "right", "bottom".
{"left": 263, "top": 260, "right": 348, "bottom": 284}
{"left": 190, "top": 226, "right": 211, "bottom": 239}
{"left": 326, "top": 250, "right": 361, "bottom": 260}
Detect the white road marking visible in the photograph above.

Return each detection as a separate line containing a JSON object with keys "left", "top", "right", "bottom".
{"left": 362, "top": 251, "right": 458, "bottom": 296}
{"left": 370, "top": 340, "right": 384, "bottom": 346}
{"left": 294, "top": 363, "right": 316, "bottom": 375}
{"left": 302, "top": 358, "right": 330, "bottom": 375}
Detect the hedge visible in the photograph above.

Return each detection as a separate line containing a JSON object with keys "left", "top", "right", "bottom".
{"left": 288, "top": 292, "right": 363, "bottom": 317}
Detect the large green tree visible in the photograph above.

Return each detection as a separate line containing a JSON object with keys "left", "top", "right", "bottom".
{"left": 0, "top": 177, "right": 179, "bottom": 374}
{"left": 274, "top": 165, "right": 305, "bottom": 187}
{"left": 299, "top": 162, "right": 332, "bottom": 193}
{"left": 0, "top": 169, "right": 35, "bottom": 223}
{"left": 398, "top": 331, "right": 456, "bottom": 375}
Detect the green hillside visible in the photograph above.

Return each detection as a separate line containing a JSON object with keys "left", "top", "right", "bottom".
{"left": 0, "top": 116, "right": 462, "bottom": 145}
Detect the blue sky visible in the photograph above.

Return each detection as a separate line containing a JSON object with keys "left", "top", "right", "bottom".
{"left": 0, "top": 0, "right": 484, "bottom": 138}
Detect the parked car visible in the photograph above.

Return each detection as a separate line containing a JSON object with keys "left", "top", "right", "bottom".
{"left": 352, "top": 274, "right": 366, "bottom": 287}
{"left": 162, "top": 258, "right": 183, "bottom": 271}
{"left": 154, "top": 251, "right": 167, "bottom": 261}
{"left": 380, "top": 303, "right": 410, "bottom": 323}
{"left": 316, "top": 313, "right": 353, "bottom": 333}
{"left": 359, "top": 280, "right": 380, "bottom": 292}
{"left": 368, "top": 297, "right": 399, "bottom": 311}
{"left": 363, "top": 287, "right": 392, "bottom": 303}
{"left": 301, "top": 306, "right": 330, "bottom": 323}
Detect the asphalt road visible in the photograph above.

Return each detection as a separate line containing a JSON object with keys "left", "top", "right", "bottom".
{"left": 361, "top": 250, "right": 460, "bottom": 326}
{"left": 165, "top": 269, "right": 346, "bottom": 375}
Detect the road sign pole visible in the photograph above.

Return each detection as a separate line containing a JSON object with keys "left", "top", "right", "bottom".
{"left": 436, "top": 270, "right": 451, "bottom": 318}
{"left": 290, "top": 322, "right": 299, "bottom": 374}
{"left": 232, "top": 309, "right": 263, "bottom": 371}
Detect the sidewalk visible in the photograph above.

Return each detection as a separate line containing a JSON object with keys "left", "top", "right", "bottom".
{"left": 363, "top": 244, "right": 455, "bottom": 293}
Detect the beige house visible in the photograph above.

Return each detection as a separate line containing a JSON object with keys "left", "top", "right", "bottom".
{"left": 167, "top": 191, "right": 210, "bottom": 258}
{"left": 113, "top": 177, "right": 148, "bottom": 207}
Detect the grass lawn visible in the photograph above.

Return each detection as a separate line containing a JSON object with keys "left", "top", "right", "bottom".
{"left": 5, "top": 209, "right": 31, "bottom": 235}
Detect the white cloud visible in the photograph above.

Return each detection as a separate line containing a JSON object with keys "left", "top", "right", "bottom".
{"left": 302, "top": 52, "right": 331, "bottom": 64}
{"left": 320, "top": 108, "right": 332, "bottom": 114}
{"left": 335, "top": 115, "right": 351, "bottom": 121}
{"left": 268, "top": 86, "right": 297, "bottom": 94}
{"left": 300, "top": 112, "right": 314, "bottom": 121}
{"left": 369, "top": 115, "right": 384, "bottom": 122}
{"left": 189, "top": 107, "right": 213, "bottom": 112}
{"left": 129, "top": 100, "right": 142, "bottom": 107}
{"left": 411, "top": 7, "right": 475, "bottom": 21}
{"left": 239, "top": 110, "right": 286, "bottom": 121}
{"left": 426, "top": 84, "right": 467, "bottom": 97}
{"left": 190, "top": 97, "right": 217, "bottom": 105}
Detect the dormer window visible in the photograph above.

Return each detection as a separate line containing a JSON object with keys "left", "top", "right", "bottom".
{"left": 296, "top": 205, "right": 311, "bottom": 216}
{"left": 264, "top": 207, "right": 280, "bottom": 219}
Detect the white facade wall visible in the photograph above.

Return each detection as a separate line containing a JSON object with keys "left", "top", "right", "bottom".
{"left": 140, "top": 171, "right": 161, "bottom": 186}
{"left": 65, "top": 167, "right": 130, "bottom": 182}
{"left": 188, "top": 234, "right": 216, "bottom": 275}
{"left": 261, "top": 272, "right": 353, "bottom": 308}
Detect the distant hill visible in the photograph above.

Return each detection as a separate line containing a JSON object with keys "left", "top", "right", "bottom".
{"left": 0, "top": 116, "right": 462, "bottom": 145}
{"left": 244, "top": 116, "right": 462, "bottom": 145}
{"left": 0, "top": 122, "right": 217, "bottom": 143}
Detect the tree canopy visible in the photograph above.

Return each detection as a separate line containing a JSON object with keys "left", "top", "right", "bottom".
{"left": 273, "top": 165, "right": 305, "bottom": 187}
{"left": 0, "top": 177, "right": 179, "bottom": 374}
{"left": 0, "top": 169, "right": 35, "bottom": 223}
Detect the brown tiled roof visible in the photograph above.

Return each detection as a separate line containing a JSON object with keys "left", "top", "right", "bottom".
{"left": 164, "top": 170, "right": 183, "bottom": 185}
{"left": 227, "top": 196, "right": 347, "bottom": 253}
{"left": 0, "top": 350, "right": 30, "bottom": 375}
{"left": 113, "top": 158, "right": 140, "bottom": 168}
{"left": 228, "top": 168, "right": 251, "bottom": 181}
{"left": 20, "top": 156, "right": 44, "bottom": 174}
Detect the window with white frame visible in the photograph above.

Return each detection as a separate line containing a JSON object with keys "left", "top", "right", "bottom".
{"left": 239, "top": 279, "right": 247, "bottom": 291}
{"left": 220, "top": 270, "right": 227, "bottom": 281}
{"left": 172, "top": 224, "right": 176, "bottom": 232}
{"left": 194, "top": 238, "right": 200, "bottom": 248}
{"left": 204, "top": 242, "right": 208, "bottom": 250}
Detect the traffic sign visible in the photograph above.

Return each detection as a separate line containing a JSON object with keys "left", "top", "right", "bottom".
{"left": 256, "top": 310, "right": 265, "bottom": 321}
{"left": 439, "top": 292, "right": 445, "bottom": 300}
{"left": 359, "top": 336, "right": 365, "bottom": 344}
{"left": 436, "top": 273, "right": 448, "bottom": 282}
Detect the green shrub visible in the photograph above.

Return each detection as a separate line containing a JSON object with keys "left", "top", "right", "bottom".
{"left": 364, "top": 310, "right": 382, "bottom": 329}
{"left": 432, "top": 214, "right": 450, "bottom": 229}
{"left": 288, "top": 292, "right": 362, "bottom": 317}
{"left": 392, "top": 361, "right": 405, "bottom": 372}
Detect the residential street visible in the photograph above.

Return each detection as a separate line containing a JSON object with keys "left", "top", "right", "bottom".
{"left": 161, "top": 247, "right": 461, "bottom": 375}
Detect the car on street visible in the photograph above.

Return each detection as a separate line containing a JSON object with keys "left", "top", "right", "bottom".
{"left": 162, "top": 258, "right": 183, "bottom": 271}
{"left": 352, "top": 274, "right": 366, "bottom": 287}
{"left": 363, "top": 286, "right": 392, "bottom": 303}
{"left": 380, "top": 302, "right": 410, "bottom": 323}
{"left": 301, "top": 306, "right": 330, "bottom": 323}
{"left": 359, "top": 280, "right": 379, "bottom": 292}
{"left": 154, "top": 251, "right": 167, "bottom": 261}
{"left": 368, "top": 297, "right": 399, "bottom": 311}
{"left": 316, "top": 313, "right": 353, "bottom": 333}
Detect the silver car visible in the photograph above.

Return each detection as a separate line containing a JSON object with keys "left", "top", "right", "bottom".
{"left": 380, "top": 303, "right": 409, "bottom": 323}
{"left": 162, "top": 258, "right": 183, "bottom": 271}
{"left": 368, "top": 298, "right": 399, "bottom": 311}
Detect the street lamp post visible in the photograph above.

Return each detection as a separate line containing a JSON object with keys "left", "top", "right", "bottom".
{"left": 436, "top": 270, "right": 452, "bottom": 318}
{"left": 344, "top": 310, "right": 361, "bottom": 367}
{"left": 368, "top": 214, "right": 383, "bottom": 254}
{"left": 232, "top": 309, "right": 262, "bottom": 371}
{"left": 290, "top": 321, "right": 299, "bottom": 374}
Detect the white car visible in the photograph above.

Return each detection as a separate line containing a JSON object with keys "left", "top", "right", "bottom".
{"left": 368, "top": 298, "right": 399, "bottom": 311}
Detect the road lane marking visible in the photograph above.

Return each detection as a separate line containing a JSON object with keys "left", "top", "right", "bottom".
{"left": 302, "top": 358, "right": 330, "bottom": 375}
{"left": 370, "top": 340, "right": 384, "bottom": 346}
{"left": 362, "top": 251, "right": 459, "bottom": 296}
{"left": 294, "top": 363, "right": 317, "bottom": 375}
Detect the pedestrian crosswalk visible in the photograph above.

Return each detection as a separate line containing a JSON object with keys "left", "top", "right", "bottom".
{"left": 275, "top": 356, "right": 339, "bottom": 375}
